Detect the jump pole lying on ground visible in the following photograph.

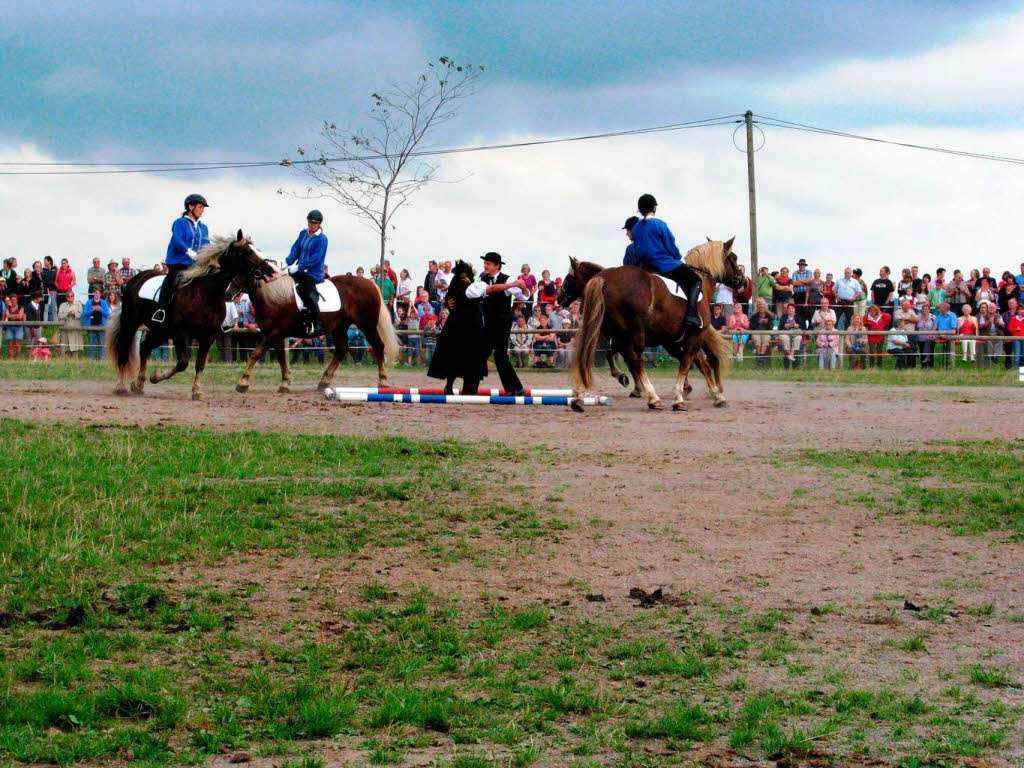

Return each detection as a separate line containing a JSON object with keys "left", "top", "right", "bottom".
{"left": 325, "top": 386, "right": 575, "bottom": 397}
{"left": 325, "top": 390, "right": 611, "bottom": 406}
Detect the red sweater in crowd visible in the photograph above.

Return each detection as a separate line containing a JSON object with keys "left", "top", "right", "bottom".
{"left": 863, "top": 312, "right": 891, "bottom": 344}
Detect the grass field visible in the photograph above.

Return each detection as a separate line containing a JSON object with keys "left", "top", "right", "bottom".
{"left": 1, "top": 420, "right": 1021, "bottom": 767}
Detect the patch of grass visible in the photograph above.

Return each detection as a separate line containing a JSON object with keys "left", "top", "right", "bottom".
{"left": 800, "top": 440, "right": 1024, "bottom": 539}
{"left": 625, "top": 700, "right": 714, "bottom": 743}
{"left": 885, "top": 635, "right": 928, "bottom": 652}
{"left": 966, "top": 664, "right": 1019, "bottom": 689}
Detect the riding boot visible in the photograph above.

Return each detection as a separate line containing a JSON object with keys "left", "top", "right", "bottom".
{"left": 684, "top": 279, "right": 703, "bottom": 328}
{"left": 305, "top": 304, "right": 323, "bottom": 338}
{"left": 151, "top": 264, "right": 184, "bottom": 325}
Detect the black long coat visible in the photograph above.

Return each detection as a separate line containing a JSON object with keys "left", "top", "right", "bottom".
{"left": 427, "top": 273, "right": 488, "bottom": 382}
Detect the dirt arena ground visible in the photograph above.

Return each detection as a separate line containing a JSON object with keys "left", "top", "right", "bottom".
{"left": 4, "top": 369, "right": 1023, "bottom": 765}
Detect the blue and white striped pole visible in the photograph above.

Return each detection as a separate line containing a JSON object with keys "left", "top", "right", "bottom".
{"left": 325, "top": 390, "right": 611, "bottom": 406}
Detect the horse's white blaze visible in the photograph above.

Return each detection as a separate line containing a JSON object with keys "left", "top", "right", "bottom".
{"left": 251, "top": 247, "right": 266, "bottom": 260}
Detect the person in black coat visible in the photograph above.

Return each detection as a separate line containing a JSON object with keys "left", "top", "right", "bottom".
{"left": 427, "top": 260, "right": 488, "bottom": 394}
{"left": 470, "top": 252, "right": 527, "bottom": 395}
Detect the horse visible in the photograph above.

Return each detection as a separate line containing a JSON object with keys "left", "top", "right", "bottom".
{"left": 568, "top": 238, "right": 745, "bottom": 412}
{"left": 231, "top": 271, "right": 399, "bottom": 393}
{"left": 108, "top": 230, "right": 275, "bottom": 400}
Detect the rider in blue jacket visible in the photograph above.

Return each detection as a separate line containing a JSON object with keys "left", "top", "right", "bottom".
{"left": 286, "top": 210, "right": 328, "bottom": 336}
{"left": 153, "top": 193, "right": 210, "bottom": 324}
{"left": 629, "top": 193, "right": 703, "bottom": 328}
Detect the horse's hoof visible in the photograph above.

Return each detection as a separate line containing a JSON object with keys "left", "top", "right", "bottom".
{"left": 648, "top": 401, "right": 663, "bottom": 410}
{"left": 684, "top": 384, "right": 693, "bottom": 395}
{"left": 235, "top": 383, "right": 249, "bottom": 393}
{"left": 629, "top": 391, "right": 642, "bottom": 398}
{"left": 316, "top": 381, "right": 328, "bottom": 392}
{"left": 191, "top": 392, "right": 203, "bottom": 401}
{"left": 616, "top": 373, "right": 630, "bottom": 388}
{"left": 278, "top": 385, "right": 292, "bottom": 394}
{"left": 672, "top": 402, "right": 687, "bottom": 411}
{"left": 114, "top": 385, "right": 130, "bottom": 396}
{"left": 569, "top": 399, "right": 584, "bottom": 413}
{"left": 714, "top": 400, "right": 729, "bottom": 408}
{"left": 130, "top": 381, "right": 144, "bottom": 395}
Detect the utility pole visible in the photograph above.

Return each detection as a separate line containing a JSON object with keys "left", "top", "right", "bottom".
{"left": 745, "top": 110, "right": 758, "bottom": 277}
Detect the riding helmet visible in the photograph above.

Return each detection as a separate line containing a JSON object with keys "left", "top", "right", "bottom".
{"left": 184, "top": 193, "right": 209, "bottom": 209}
{"left": 307, "top": 209, "right": 324, "bottom": 223}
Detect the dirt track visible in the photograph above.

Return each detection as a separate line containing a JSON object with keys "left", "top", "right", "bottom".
{"left": 4, "top": 370, "right": 1024, "bottom": 764}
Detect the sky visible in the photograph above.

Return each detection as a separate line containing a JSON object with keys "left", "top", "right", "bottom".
{"left": 2, "top": 0, "right": 1023, "bottom": 290}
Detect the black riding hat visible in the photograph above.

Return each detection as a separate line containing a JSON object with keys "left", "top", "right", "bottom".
{"left": 623, "top": 215, "right": 640, "bottom": 231}
{"left": 184, "top": 193, "right": 209, "bottom": 209}
{"left": 306, "top": 209, "right": 324, "bottom": 223}
{"left": 481, "top": 252, "right": 505, "bottom": 266}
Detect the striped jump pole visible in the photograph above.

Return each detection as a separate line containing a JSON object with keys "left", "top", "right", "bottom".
{"left": 325, "top": 390, "right": 611, "bottom": 406}
{"left": 325, "top": 386, "right": 575, "bottom": 397}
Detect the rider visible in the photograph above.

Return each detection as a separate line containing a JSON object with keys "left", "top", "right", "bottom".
{"left": 286, "top": 209, "right": 328, "bottom": 336}
{"left": 154, "top": 193, "right": 210, "bottom": 324}
{"left": 621, "top": 215, "right": 640, "bottom": 265}
{"left": 628, "top": 193, "right": 704, "bottom": 328}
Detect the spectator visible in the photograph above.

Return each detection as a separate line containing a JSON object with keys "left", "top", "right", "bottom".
{"left": 119, "top": 257, "right": 138, "bottom": 283}
{"left": 727, "top": 302, "right": 749, "bottom": 361}
{"left": 997, "top": 272, "right": 1019, "bottom": 314}
{"left": 382, "top": 259, "right": 398, "bottom": 292}
{"left": 816, "top": 319, "right": 840, "bottom": 369}
{"left": 372, "top": 266, "right": 396, "bottom": 321}
{"left": 1017, "top": 262, "right": 1024, "bottom": 290}
{"left": 0, "top": 258, "right": 17, "bottom": 288}
{"left": 355, "top": 266, "right": 365, "bottom": 278}
{"left": 791, "top": 258, "right": 812, "bottom": 326}
{"left": 57, "top": 290, "right": 85, "bottom": 355}
{"left": 531, "top": 314, "right": 557, "bottom": 367}
{"left": 805, "top": 268, "right": 824, "bottom": 320}
{"left": 845, "top": 314, "right": 868, "bottom": 369}
{"left": 436, "top": 261, "right": 453, "bottom": 302}
{"left": 5, "top": 296, "right": 25, "bottom": 359}
{"left": 41, "top": 256, "right": 58, "bottom": 322}
{"left": 413, "top": 287, "right": 433, "bottom": 319}
{"left": 915, "top": 304, "right": 937, "bottom": 368}
{"left": 25, "top": 292, "right": 45, "bottom": 345}
{"left": 976, "top": 301, "right": 1004, "bottom": 368}
{"left": 957, "top": 304, "right": 978, "bottom": 362}
{"left": 947, "top": 270, "right": 971, "bottom": 317}
{"left": 86, "top": 257, "right": 105, "bottom": 292}
{"left": 394, "top": 305, "right": 409, "bottom": 363}
{"left": 424, "top": 260, "right": 440, "bottom": 310}
{"left": 510, "top": 314, "right": 532, "bottom": 368}
{"left": 897, "top": 267, "right": 914, "bottom": 295}
{"left": 863, "top": 304, "right": 890, "bottom": 368}
{"left": 420, "top": 309, "right": 438, "bottom": 366}
{"left": 437, "top": 306, "right": 449, "bottom": 330}
{"left": 834, "top": 267, "right": 861, "bottom": 328}
{"left": 709, "top": 302, "right": 727, "bottom": 331}
{"left": 25, "top": 265, "right": 44, "bottom": 311}
{"left": 750, "top": 298, "right": 774, "bottom": 368}
{"left": 870, "top": 266, "right": 895, "bottom": 313}
{"left": 83, "top": 286, "right": 110, "bottom": 361}
{"left": 934, "top": 301, "right": 957, "bottom": 365}
{"left": 520, "top": 264, "right": 537, "bottom": 316}
{"left": 106, "top": 292, "right": 121, "bottom": 323}
{"left": 396, "top": 268, "right": 414, "bottom": 308}
{"left": 0, "top": 276, "right": 6, "bottom": 303}
{"left": 346, "top": 325, "right": 367, "bottom": 363}
{"left": 852, "top": 267, "right": 869, "bottom": 317}
{"left": 754, "top": 266, "right": 776, "bottom": 311}
{"left": 715, "top": 279, "right": 735, "bottom": 321}
{"left": 736, "top": 264, "right": 753, "bottom": 314}
{"left": 894, "top": 298, "right": 919, "bottom": 368}
{"left": 30, "top": 335, "right": 51, "bottom": 362}
{"left": 929, "top": 271, "right": 947, "bottom": 308}
{"left": 887, "top": 331, "right": 913, "bottom": 369}
{"left": 55, "top": 258, "right": 76, "bottom": 307}
{"left": 974, "top": 277, "right": 997, "bottom": 309}
{"left": 822, "top": 272, "right": 836, "bottom": 306}
{"left": 1008, "top": 303, "right": 1024, "bottom": 368}
{"left": 103, "top": 260, "right": 123, "bottom": 299}
{"left": 1000, "top": 298, "right": 1018, "bottom": 370}
{"left": 556, "top": 310, "right": 575, "bottom": 367}
{"left": 537, "top": 269, "right": 557, "bottom": 308}
{"left": 914, "top": 275, "right": 931, "bottom": 312}
{"left": 772, "top": 266, "right": 793, "bottom": 319}
{"left": 527, "top": 303, "right": 543, "bottom": 330}
{"left": 778, "top": 303, "right": 802, "bottom": 367}
{"left": 811, "top": 297, "right": 836, "bottom": 330}
{"left": 405, "top": 303, "right": 421, "bottom": 366}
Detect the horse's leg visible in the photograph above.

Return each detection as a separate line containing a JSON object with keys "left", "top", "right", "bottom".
{"left": 150, "top": 334, "right": 190, "bottom": 384}
{"left": 611, "top": 339, "right": 642, "bottom": 397}
{"left": 366, "top": 332, "right": 389, "bottom": 387}
{"left": 235, "top": 334, "right": 272, "bottom": 393}
{"left": 608, "top": 349, "right": 630, "bottom": 389}
{"left": 664, "top": 342, "right": 691, "bottom": 411}
{"left": 694, "top": 351, "right": 726, "bottom": 407}
{"left": 626, "top": 333, "right": 660, "bottom": 409}
{"left": 274, "top": 336, "right": 293, "bottom": 393}
{"left": 130, "top": 331, "right": 159, "bottom": 395}
{"left": 190, "top": 335, "right": 214, "bottom": 401}
{"left": 317, "top": 325, "right": 348, "bottom": 391}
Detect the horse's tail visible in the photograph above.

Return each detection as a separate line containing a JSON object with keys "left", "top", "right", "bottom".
{"left": 107, "top": 288, "right": 140, "bottom": 382}
{"left": 374, "top": 289, "right": 400, "bottom": 363}
{"left": 572, "top": 276, "right": 605, "bottom": 392}
{"left": 704, "top": 327, "right": 732, "bottom": 377}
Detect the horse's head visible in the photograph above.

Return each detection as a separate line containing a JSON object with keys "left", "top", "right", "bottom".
{"left": 452, "top": 260, "right": 475, "bottom": 282}
{"left": 222, "top": 230, "right": 277, "bottom": 284}
{"left": 716, "top": 236, "right": 745, "bottom": 292}
{"left": 557, "top": 257, "right": 582, "bottom": 307}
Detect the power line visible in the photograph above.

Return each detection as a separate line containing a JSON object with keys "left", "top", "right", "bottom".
{"left": 0, "top": 116, "right": 742, "bottom": 176}
{"left": 753, "top": 114, "right": 1024, "bottom": 166}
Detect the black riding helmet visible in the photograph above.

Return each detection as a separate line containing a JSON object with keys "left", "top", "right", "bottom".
{"left": 184, "top": 193, "right": 209, "bottom": 209}
{"left": 637, "top": 194, "right": 657, "bottom": 215}
{"left": 307, "top": 209, "right": 324, "bottom": 223}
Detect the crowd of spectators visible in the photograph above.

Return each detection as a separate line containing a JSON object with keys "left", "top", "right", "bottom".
{"left": 2, "top": 252, "right": 1023, "bottom": 371}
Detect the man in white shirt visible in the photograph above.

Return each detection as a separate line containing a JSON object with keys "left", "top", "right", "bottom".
{"left": 465, "top": 252, "right": 528, "bottom": 395}
{"left": 833, "top": 267, "right": 862, "bottom": 329}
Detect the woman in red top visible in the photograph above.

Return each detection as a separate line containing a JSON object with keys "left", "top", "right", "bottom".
{"left": 957, "top": 305, "right": 978, "bottom": 362}
{"left": 862, "top": 304, "right": 891, "bottom": 368}
{"left": 54, "top": 258, "right": 76, "bottom": 307}
{"left": 822, "top": 273, "right": 836, "bottom": 305}
{"left": 1009, "top": 304, "right": 1024, "bottom": 368}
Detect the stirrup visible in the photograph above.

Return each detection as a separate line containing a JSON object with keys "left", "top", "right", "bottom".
{"left": 151, "top": 308, "right": 166, "bottom": 324}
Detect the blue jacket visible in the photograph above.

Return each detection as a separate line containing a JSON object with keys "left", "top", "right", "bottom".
{"left": 630, "top": 217, "right": 684, "bottom": 274}
{"left": 83, "top": 298, "right": 110, "bottom": 327}
{"left": 935, "top": 311, "right": 957, "bottom": 332}
{"left": 165, "top": 216, "right": 210, "bottom": 266}
{"left": 286, "top": 229, "right": 327, "bottom": 282}
{"left": 623, "top": 242, "right": 638, "bottom": 266}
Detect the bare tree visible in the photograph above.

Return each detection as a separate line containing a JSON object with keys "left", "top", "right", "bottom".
{"left": 281, "top": 57, "right": 483, "bottom": 282}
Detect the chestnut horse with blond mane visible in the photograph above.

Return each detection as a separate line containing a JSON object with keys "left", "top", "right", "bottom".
{"left": 569, "top": 238, "right": 744, "bottom": 411}
{"left": 231, "top": 271, "right": 399, "bottom": 393}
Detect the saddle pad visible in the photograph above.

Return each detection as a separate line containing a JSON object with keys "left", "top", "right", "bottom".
{"left": 138, "top": 275, "right": 166, "bottom": 301}
{"left": 294, "top": 278, "right": 341, "bottom": 313}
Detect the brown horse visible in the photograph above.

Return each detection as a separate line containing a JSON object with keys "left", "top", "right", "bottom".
{"left": 232, "top": 272, "right": 399, "bottom": 393}
{"left": 108, "top": 231, "right": 275, "bottom": 400}
{"left": 569, "top": 239, "right": 744, "bottom": 411}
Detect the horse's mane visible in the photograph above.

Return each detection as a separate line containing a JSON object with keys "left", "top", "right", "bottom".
{"left": 453, "top": 260, "right": 475, "bottom": 281}
{"left": 576, "top": 261, "right": 604, "bottom": 278}
{"left": 180, "top": 235, "right": 238, "bottom": 284}
{"left": 249, "top": 273, "right": 296, "bottom": 304}
{"left": 685, "top": 241, "right": 727, "bottom": 278}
